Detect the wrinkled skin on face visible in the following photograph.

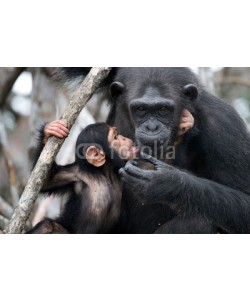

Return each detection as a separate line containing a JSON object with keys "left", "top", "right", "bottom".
{"left": 129, "top": 87, "right": 180, "bottom": 151}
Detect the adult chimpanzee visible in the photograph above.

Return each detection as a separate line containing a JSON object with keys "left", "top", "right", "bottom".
{"left": 28, "top": 122, "right": 139, "bottom": 234}
{"left": 53, "top": 67, "right": 250, "bottom": 234}
{"left": 28, "top": 112, "right": 193, "bottom": 234}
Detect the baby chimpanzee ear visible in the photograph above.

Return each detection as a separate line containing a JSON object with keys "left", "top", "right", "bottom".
{"left": 85, "top": 146, "right": 106, "bottom": 167}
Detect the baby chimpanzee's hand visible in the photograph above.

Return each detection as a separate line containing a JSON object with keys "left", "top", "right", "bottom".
{"left": 178, "top": 109, "right": 194, "bottom": 137}
{"left": 43, "top": 120, "right": 69, "bottom": 144}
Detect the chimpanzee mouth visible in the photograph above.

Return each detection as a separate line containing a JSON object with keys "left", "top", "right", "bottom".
{"left": 128, "top": 146, "right": 140, "bottom": 154}
{"left": 136, "top": 129, "right": 170, "bottom": 140}
{"left": 138, "top": 131, "right": 165, "bottom": 138}
{"left": 136, "top": 134, "right": 170, "bottom": 147}
{"left": 115, "top": 145, "right": 140, "bottom": 161}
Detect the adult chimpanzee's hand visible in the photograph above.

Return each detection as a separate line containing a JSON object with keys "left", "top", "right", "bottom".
{"left": 119, "top": 153, "right": 184, "bottom": 204}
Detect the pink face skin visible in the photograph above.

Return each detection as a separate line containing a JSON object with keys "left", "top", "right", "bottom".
{"left": 108, "top": 127, "right": 140, "bottom": 160}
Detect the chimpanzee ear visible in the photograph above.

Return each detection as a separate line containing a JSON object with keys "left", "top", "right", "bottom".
{"left": 110, "top": 81, "right": 125, "bottom": 98}
{"left": 183, "top": 84, "right": 198, "bottom": 101}
{"left": 85, "top": 146, "right": 106, "bottom": 167}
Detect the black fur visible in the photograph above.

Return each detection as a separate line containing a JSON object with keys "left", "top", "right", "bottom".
{"left": 57, "top": 67, "right": 250, "bottom": 234}
{"left": 27, "top": 123, "right": 122, "bottom": 234}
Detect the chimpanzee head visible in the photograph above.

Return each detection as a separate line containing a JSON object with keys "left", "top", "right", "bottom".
{"left": 75, "top": 122, "right": 139, "bottom": 172}
{"left": 109, "top": 68, "right": 200, "bottom": 157}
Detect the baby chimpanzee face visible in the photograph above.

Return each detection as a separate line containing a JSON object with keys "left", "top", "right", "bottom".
{"left": 108, "top": 127, "right": 139, "bottom": 160}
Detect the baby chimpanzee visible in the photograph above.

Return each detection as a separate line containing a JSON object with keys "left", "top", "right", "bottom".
{"left": 28, "top": 122, "right": 139, "bottom": 234}
{"left": 28, "top": 109, "right": 194, "bottom": 234}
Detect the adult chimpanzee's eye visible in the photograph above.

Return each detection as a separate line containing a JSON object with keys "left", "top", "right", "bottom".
{"left": 137, "top": 106, "right": 145, "bottom": 112}
{"left": 135, "top": 106, "right": 146, "bottom": 116}
{"left": 158, "top": 105, "right": 173, "bottom": 115}
{"left": 158, "top": 106, "right": 168, "bottom": 115}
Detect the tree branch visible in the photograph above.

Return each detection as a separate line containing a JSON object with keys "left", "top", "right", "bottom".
{"left": 0, "top": 196, "right": 13, "bottom": 219}
{"left": 0, "top": 114, "right": 20, "bottom": 207}
{"left": 6, "top": 67, "right": 112, "bottom": 234}
{"left": 0, "top": 67, "right": 25, "bottom": 108}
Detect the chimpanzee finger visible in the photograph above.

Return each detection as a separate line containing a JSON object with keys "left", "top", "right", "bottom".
{"left": 46, "top": 130, "right": 64, "bottom": 138}
{"left": 47, "top": 121, "right": 69, "bottom": 132}
{"left": 118, "top": 168, "right": 133, "bottom": 183}
{"left": 131, "top": 160, "right": 138, "bottom": 166}
{"left": 53, "top": 120, "right": 69, "bottom": 128}
{"left": 119, "top": 168, "right": 146, "bottom": 185}
{"left": 123, "top": 162, "right": 151, "bottom": 180}
{"left": 140, "top": 152, "right": 160, "bottom": 166}
{"left": 49, "top": 124, "right": 69, "bottom": 135}
{"left": 51, "top": 120, "right": 67, "bottom": 126}
{"left": 182, "top": 109, "right": 193, "bottom": 119}
{"left": 180, "top": 117, "right": 192, "bottom": 123}
{"left": 185, "top": 121, "right": 194, "bottom": 128}
{"left": 49, "top": 127, "right": 69, "bottom": 137}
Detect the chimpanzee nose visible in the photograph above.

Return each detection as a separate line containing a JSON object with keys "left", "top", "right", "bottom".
{"left": 146, "top": 120, "right": 159, "bottom": 132}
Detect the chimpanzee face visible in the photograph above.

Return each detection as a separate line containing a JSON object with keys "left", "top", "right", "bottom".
{"left": 109, "top": 69, "right": 199, "bottom": 156}
{"left": 81, "top": 124, "right": 139, "bottom": 170}
{"left": 108, "top": 127, "right": 139, "bottom": 160}
{"left": 129, "top": 87, "right": 180, "bottom": 150}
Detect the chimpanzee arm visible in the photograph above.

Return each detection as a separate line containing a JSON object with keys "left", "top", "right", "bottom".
{"left": 42, "top": 166, "right": 79, "bottom": 192}
{"left": 32, "top": 123, "right": 78, "bottom": 193}
{"left": 120, "top": 156, "right": 250, "bottom": 233}
{"left": 31, "top": 123, "right": 60, "bottom": 189}
{"left": 32, "top": 123, "right": 48, "bottom": 169}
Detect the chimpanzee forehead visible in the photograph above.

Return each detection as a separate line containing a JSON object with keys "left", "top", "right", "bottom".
{"left": 130, "top": 87, "right": 176, "bottom": 107}
{"left": 127, "top": 81, "right": 181, "bottom": 101}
